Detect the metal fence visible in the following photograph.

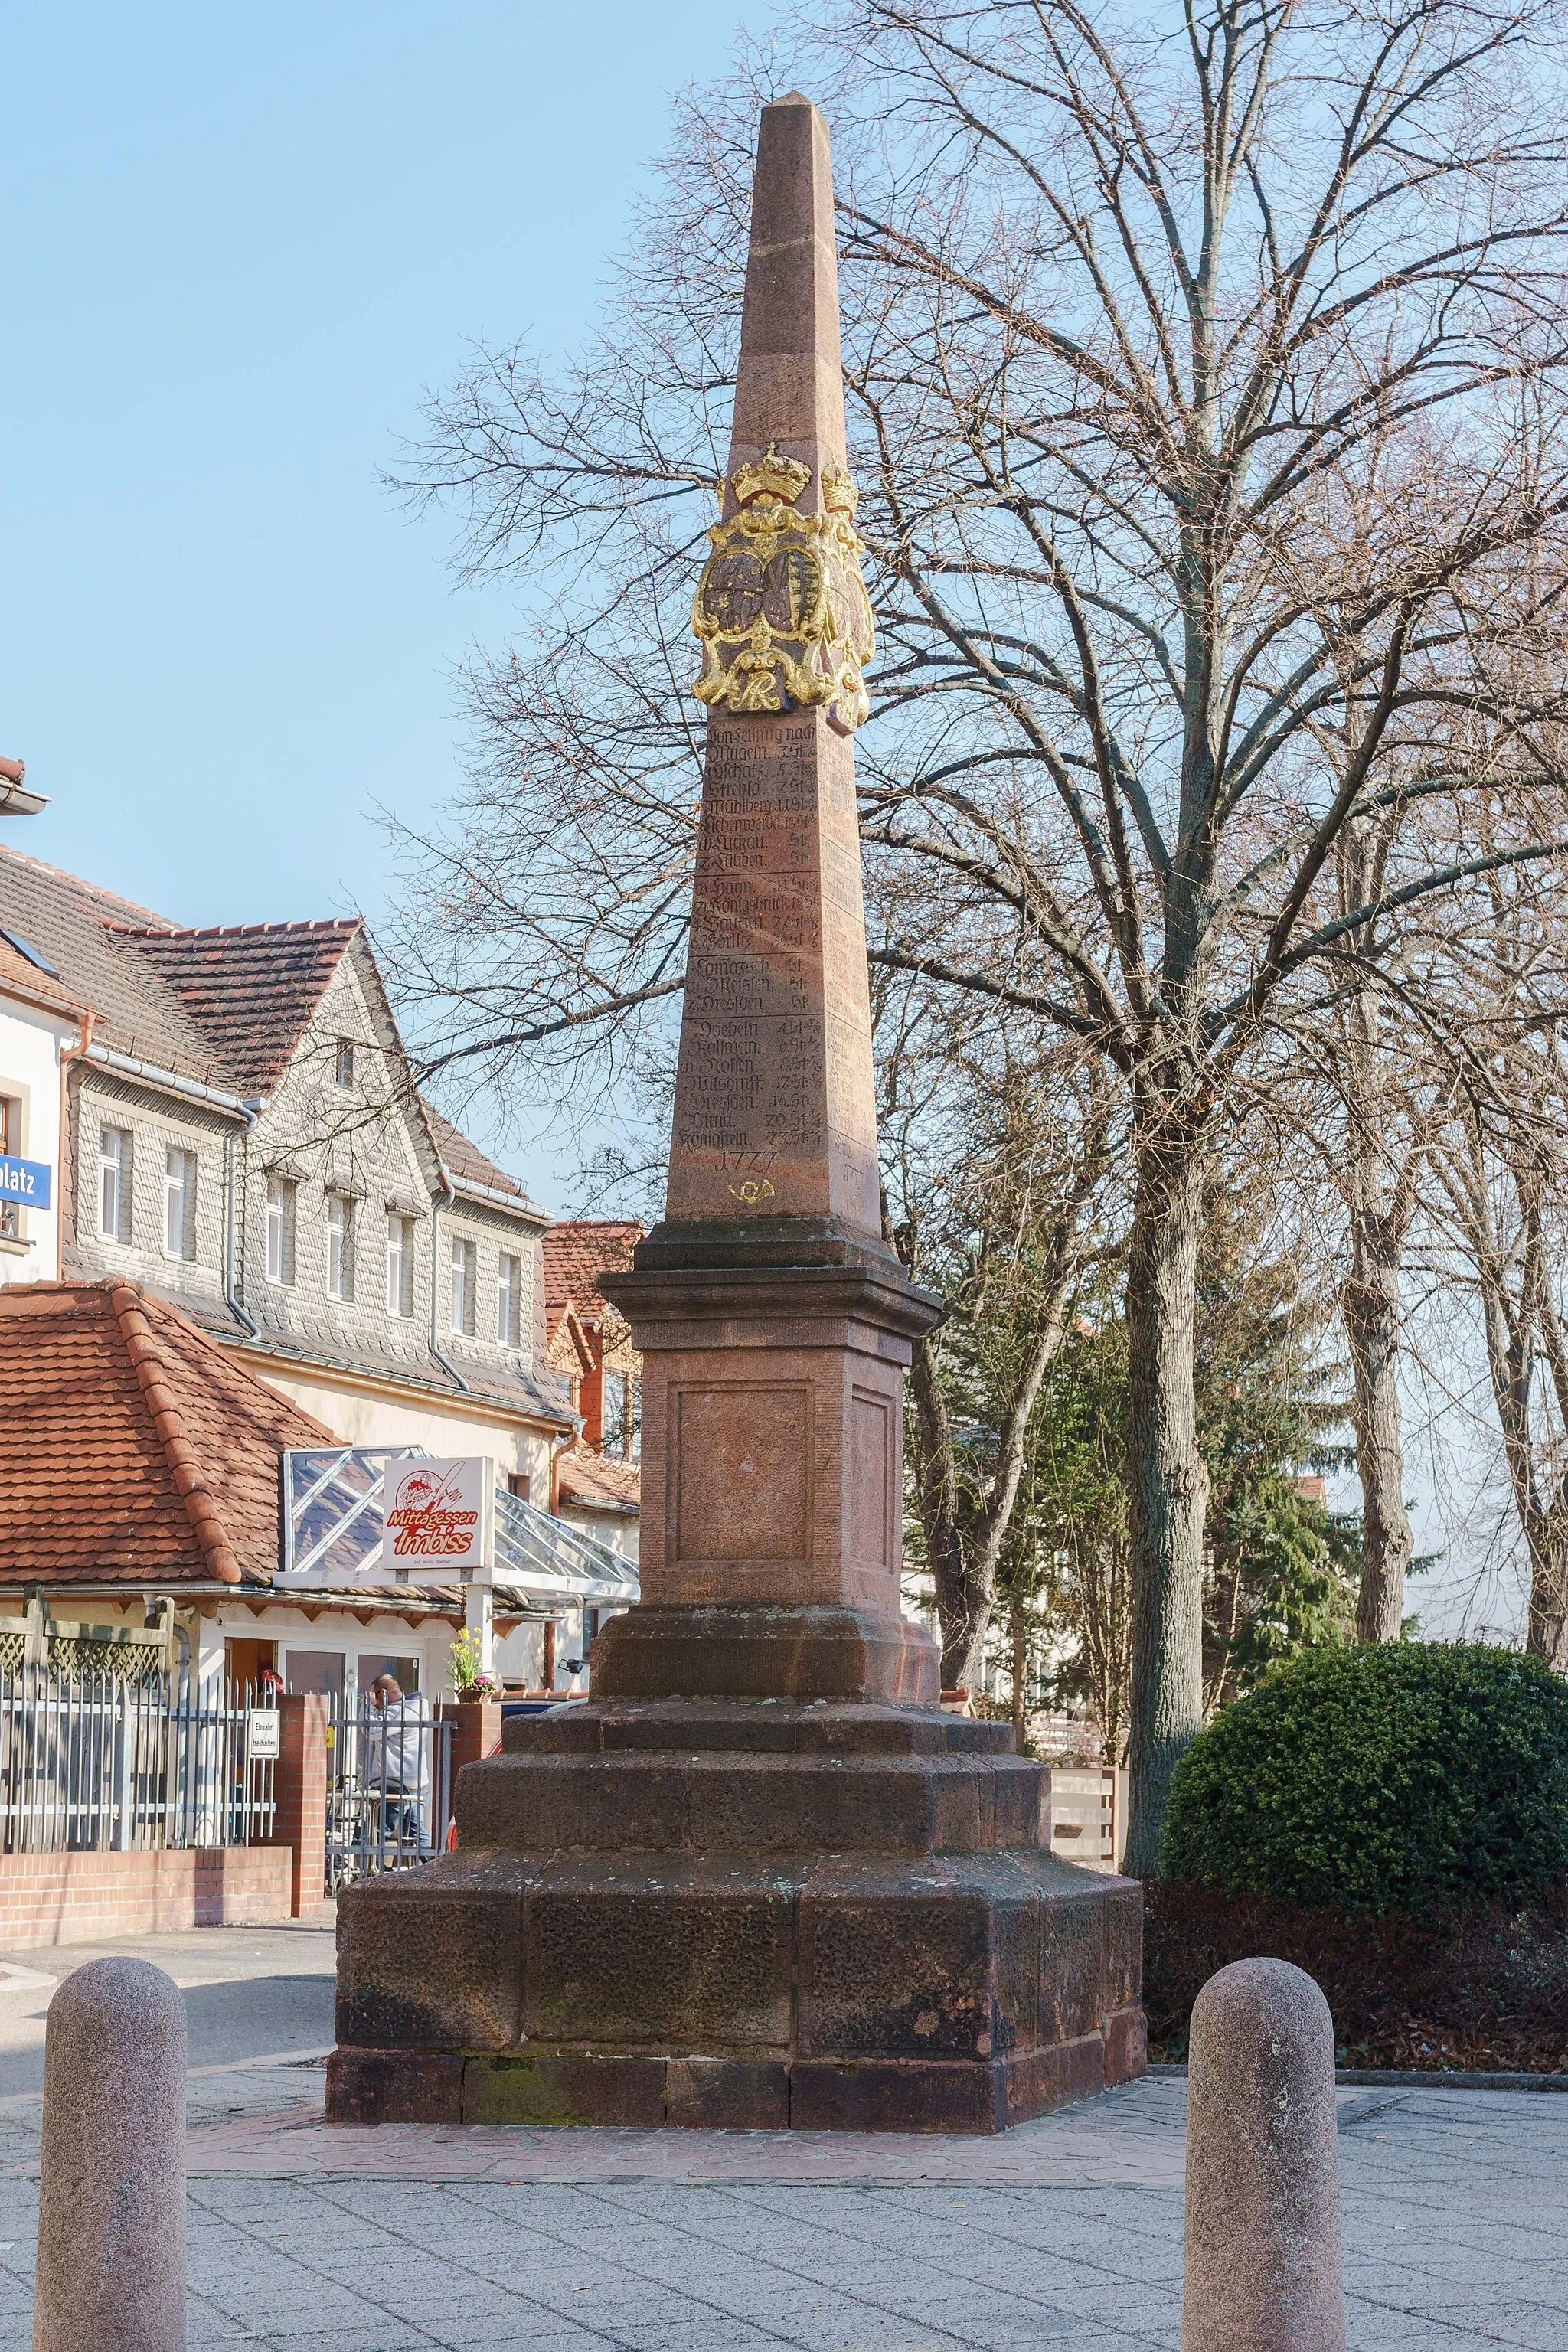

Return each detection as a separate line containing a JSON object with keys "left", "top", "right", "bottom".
{"left": 325, "top": 1694, "right": 453, "bottom": 1891}
{"left": 0, "top": 1668, "right": 277, "bottom": 1854}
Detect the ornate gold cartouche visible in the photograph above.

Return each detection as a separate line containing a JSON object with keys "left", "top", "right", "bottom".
{"left": 691, "top": 442, "right": 875, "bottom": 733}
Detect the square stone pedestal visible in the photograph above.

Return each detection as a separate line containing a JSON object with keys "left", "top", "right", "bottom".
{"left": 329, "top": 1690, "right": 1145, "bottom": 2133}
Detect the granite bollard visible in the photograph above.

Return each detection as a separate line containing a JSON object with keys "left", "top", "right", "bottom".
{"left": 33, "top": 1956, "right": 186, "bottom": 2352}
{"left": 1182, "top": 1957, "right": 1344, "bottom": 2352}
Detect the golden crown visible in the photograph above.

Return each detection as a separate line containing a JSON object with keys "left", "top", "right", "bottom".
{"left": 822, "top": 463, "right": 860, "bottom": 518}
{"left": 732, "top": 441, "right": 812, "bottom": 508}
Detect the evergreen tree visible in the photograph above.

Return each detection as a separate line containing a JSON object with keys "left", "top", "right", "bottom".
{"left": 918, "top": 1184, "right": 1360, "bottom": 1749}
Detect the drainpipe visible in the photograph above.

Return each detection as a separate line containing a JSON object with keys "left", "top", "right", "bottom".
{"left": 429, "top": 1174, "right": 470, "bottom": 1394}
{"left": 224, "top": 1100, "right": 264, "bottom": 1338}
{"left": 549, "top": 1417, "right": 582, "bottom": 1513}
{"left": 56, "top": 1009, "right": 94, "bottom": 1279}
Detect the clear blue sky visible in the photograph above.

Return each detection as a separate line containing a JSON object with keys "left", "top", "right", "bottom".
{"left": 1, "top": 2, "right": 763, "bottom": 1194}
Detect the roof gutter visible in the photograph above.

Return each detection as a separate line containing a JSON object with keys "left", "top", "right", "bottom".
{"left": 0, "top": 757, "right": 47, "bottom": 816}
{"left": 86, "top": 1041, "right": 251, "bottom": 1119}
{"left": 0, "top": 1581, "right": 491, "bottom": 1618}
{"left": 450, "top": 1168, "right": 549, "bottom": 1221}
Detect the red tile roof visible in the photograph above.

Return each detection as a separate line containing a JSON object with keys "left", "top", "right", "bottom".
{"left": 0, "top": 1281, "right": 333, "bottom": 1586}
{"left": 0, "top": 846, "right": 531, "bottom": 1212}
{"left": 543, "top": 1223, "right": 643, "bottom": 1324}
{"left": 0, "top": 848, "right": 218, "bottom": 1083}
{"left": 113, "top": 921, "right": 358, "bottom": 1095}
{"left": 421, "top": 1099, "right": 531, "bottom": 1204}
{"left": 0, "top": 933, "right": 86, "bottom": 1021}
{"left": 557, "top": 1447, "right": 641, "bottom": 1513}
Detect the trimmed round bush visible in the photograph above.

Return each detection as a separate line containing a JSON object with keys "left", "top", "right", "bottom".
{"left": 1162, "top": 1642, "right": 1568, "bottom": 1910}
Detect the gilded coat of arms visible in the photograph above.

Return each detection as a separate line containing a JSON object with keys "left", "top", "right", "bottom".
{"left": 691, "top": 445, "right": 875, "bottom": 733}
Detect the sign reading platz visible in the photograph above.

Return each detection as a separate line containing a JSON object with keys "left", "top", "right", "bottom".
{"left": 0, "top": 1154, "right": 51, "bottom": 1209}
{"left": 381, "top": 1457, "right": 492, "bottom": 1584}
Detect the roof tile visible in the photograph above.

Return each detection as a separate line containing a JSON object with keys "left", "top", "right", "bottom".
{"left": 0, "top": 1281, "right": 333, "bottom": 1586}
{"left": 543, "top": 1222, "right": 643, "bottom": 1323}
{"left": 557, "top": 1447, "right": 641, "bottom": 1511}
{"left": 112, "top": 920, "right": 358, "bottom": 1095}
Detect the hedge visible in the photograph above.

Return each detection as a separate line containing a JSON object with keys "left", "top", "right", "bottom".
{"left": 1145, "top": 1878, "right": 1568, "bottom": 2070}
{"left": 1161, "top": 1642, "right": 1568, "bottom": 1910}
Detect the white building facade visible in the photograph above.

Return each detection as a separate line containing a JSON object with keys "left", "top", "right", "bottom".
{"left": 0, "top": 844, "right": 633, "bottom": 1697}
{"left": 0, "top": 933, "right": 83, "bottom": 1292}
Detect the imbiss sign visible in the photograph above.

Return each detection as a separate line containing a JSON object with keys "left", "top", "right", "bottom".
{"left": 381, "top": 1458, "right": 494, "bottom": 1585}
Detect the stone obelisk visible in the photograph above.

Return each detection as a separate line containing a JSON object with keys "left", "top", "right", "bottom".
{"left": 594, "top": 91, "right": 939, "bottom": 1705}
{"left": 329, "top": 96, "right": 1144, "bottom": 2136}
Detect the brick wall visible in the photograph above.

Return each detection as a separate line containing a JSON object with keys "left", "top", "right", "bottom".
{"left": 0, "top": 1846, "right": 292, "bottom": 1951}
{"left": 268, "top": 1692, "right": 328, "bottom": 1916}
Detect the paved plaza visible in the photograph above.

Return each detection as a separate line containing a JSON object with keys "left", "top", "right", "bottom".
{"left": 0, "top": 2035, "right": 1559, "bottom": 2350}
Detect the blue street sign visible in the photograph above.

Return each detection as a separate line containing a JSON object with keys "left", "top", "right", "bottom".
{"left": 0, "top": 1155, "right": 51, "bottom": 1209}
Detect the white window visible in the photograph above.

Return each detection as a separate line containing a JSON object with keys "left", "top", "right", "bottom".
{"left": 335, "top": 1039, "right": 354, "bottom": 1088}
{"left": 386, "top": 1214, "right": 413, "bottom": 1317}
{"left": 326, "top": 1193, "right": 354, "bottom": 1302}
{"left": 98, "top": 1126, "right": 132, "bottom": 1242}
{"left": 264, "top": 1177, "right": 296, "bottom": 1286}
{"left": 0, "top": 1098, "right": 18, "bottom": 1240}
{"left": 449, "top": 1234, "right": 476, "bottom": 1337}
{"left": 497, "top": 1253, "right": 521, "bottom": 1346}
{"left": 162, "top": 1145, "right": 196, "bottom": 1260}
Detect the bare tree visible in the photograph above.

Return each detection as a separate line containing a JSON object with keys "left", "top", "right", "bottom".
{"left": 388, "top": 0, "right": 1568, "bottom": 1869}
{"left": 1284, "top": 788, "right": 1443, "bottom": 1646}
{"left": 1334, "top": 901, "right": 1426, "bottom": 1639}
{"left": 879, "top": 991, "right": 1118, "bottom": 1686}
{"left": 1430, "top": 836, "right": 1568, "bottom": 1662}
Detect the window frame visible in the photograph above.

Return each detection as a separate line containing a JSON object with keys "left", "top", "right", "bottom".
{"left": 0, "top": 1097, "right": 18, "bottom": 1240}
{"left": 334, "top": 1039, "right": 354, "bottom": 1089}
{"left": 449, "top": 1233, "right": 476, "bottom": 1338}
{"left": 162, "top": 1143, "right": 196, "bottom": 1261}
{"left": 385, "top": 1213, "right": 413, "bottom": 1318}
{"left": 326, "top": 1191, "right": 354, "bottom": 1302}
{"left": 264, "top": 1175, "right": 296, "bottom": 1287}
{"left": 496, "top": 1251, "right": 521, "bottom": 1346}
{"left": 98, "top": 1125, "right": 131, "bottom": 1244}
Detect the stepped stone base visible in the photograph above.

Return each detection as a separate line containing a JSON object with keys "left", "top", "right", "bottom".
{"left": 329, "top": 1693, "right": 1145, "bottom": 2135}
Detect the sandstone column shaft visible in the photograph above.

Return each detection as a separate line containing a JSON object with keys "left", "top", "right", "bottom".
{"left": 600, "top": 92, "right": 940, "bottom": 1700}
{"left": 668, "top": 93, "right": 879, "bottom": 1236}
{"left": 1182, "top": 1958, "right": 1345, "bottom": 2352}
{"left": 34, "top": 1956, "right": 186, "bottom": 2352}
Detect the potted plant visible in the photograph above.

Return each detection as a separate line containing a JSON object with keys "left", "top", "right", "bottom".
{"left": 448, "top": 1628, "right": 502, "bottom": 1703}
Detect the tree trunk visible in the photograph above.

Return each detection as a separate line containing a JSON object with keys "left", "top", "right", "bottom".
{"left": 910, "top": 1258, "right": 1076, "bottom": 1692}
{"left": 1526, "top": 1522, "right": 1568, "bottom": 1668}
{"left": 1122, "top": 1126, "right": 1210, "bottom": 1879}
{"left": 1342, "top": 1206, "right": 1415, "bottom": 1642}
{"left": 1009, "top": 1594, "right": 1030, "bottom": 1755}
{"left": 1335, "top": 942, "right": 1418, "bottom": 1645}
{"left": 910, "top": 1332, "right": 988, "bottom": 1687}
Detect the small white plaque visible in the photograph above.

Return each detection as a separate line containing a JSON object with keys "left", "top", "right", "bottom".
{"left": 247, "top": 1707, "right": 282, "bottom": 1760}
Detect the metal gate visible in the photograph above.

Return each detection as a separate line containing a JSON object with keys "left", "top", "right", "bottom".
{"left": 325, "top": 1694, "right": 452, "bottom": 1890}
{"left": 0, "top": 1669, "right": 276, "bottom": 1853}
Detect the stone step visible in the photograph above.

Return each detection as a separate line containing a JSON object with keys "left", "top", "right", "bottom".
{"left": 503, "top": 1697, "right": 1014, "bottom": 1758}
{"left": 456, "top": 1749, "right": 1047, "bottom": 1855}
